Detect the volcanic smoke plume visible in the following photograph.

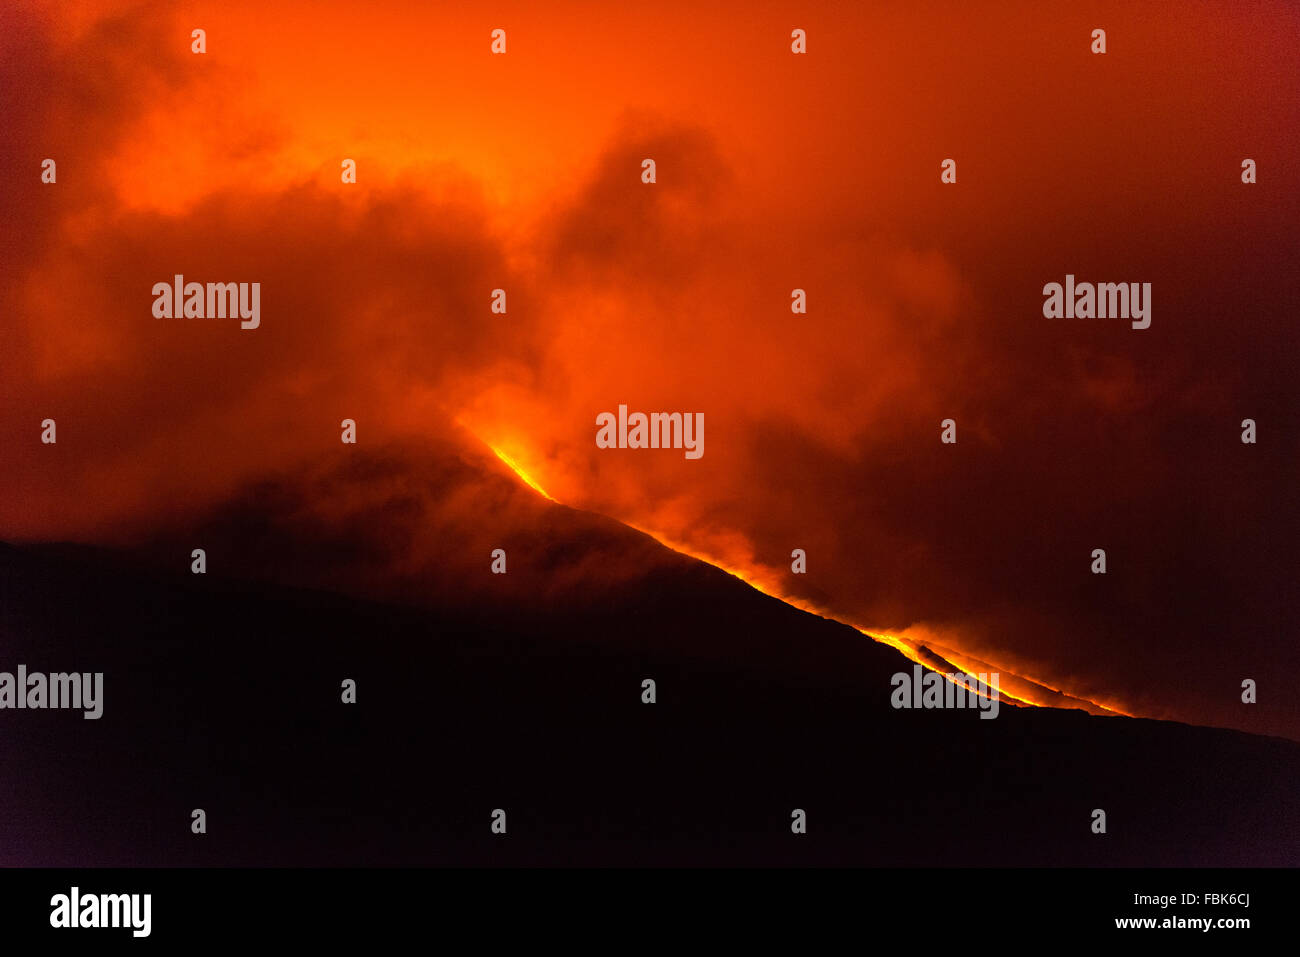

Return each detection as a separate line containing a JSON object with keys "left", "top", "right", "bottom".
{"left": 2, "top": 0, "right": 1298, "bottom": 746}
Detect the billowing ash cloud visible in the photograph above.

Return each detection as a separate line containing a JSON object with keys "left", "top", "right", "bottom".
{"left": 2, "top": 1, "right": 1297, "bottom": 739}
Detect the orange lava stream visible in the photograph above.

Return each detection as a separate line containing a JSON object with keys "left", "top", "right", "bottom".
{"left": 482, "top": 437, "right": 1129, "bottom": 719}
{"left": 487, "top": 445, "right": 557, "bottom": 502}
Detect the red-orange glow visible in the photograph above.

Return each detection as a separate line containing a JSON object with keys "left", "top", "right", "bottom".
{"left": 488, "top": 444, "right": 557, "bottom": 503}
{"left": 597, "top": 522, "right": 1127, "bottom": 716}
{"left": 3, "top": 0, "right": 1295, "bottom": 741}
{"left": 476, "top": 437, "right": 1125, "bottom": 717}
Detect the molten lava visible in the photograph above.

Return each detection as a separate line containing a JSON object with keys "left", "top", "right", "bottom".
{"left": 480, "top": 432, "right": 1129, "bottom": 718}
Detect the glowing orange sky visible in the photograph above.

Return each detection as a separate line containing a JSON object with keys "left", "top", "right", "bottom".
{"left": 3, "top": 0, "right": 1298, "bottom": 739}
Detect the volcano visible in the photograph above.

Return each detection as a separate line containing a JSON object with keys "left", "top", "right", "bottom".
{"left": 1, "top": 442, "right": 1296, "bottom": 867}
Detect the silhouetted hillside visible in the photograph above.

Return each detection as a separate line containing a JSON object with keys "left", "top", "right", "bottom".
{"left": 2, "top": 518, "right": 1296, "bottom": 866}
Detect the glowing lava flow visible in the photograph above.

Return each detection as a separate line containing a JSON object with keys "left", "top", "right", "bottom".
{"left": 483, "top": 438, "right": 1128, "bottom": 718}
{"left": 487, "top": 445, "right": 557, "bottom": 502}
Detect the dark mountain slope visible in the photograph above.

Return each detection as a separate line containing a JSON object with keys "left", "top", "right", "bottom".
{"left": 1, "top": 444, "right": 1295, "bottom": 866}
